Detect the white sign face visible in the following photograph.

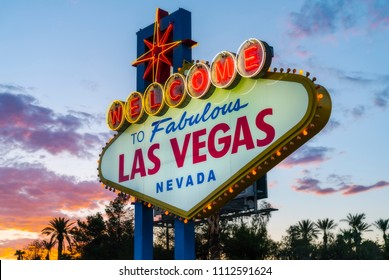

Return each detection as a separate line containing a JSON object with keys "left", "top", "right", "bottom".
{"left": 99, "top": 73, "right": 331, "bottom": 219}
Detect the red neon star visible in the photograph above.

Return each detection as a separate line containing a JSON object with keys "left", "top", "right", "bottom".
{"left": 132, "top": 8, "right": 182, "bottom": 83}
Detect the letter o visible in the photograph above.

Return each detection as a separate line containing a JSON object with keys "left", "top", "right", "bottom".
{"left": 186, "top": 62, "right": 215, "bottom": 99}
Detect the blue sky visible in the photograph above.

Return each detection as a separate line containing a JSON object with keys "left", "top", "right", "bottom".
{"left": 1, "top": 0, "right": 388, "bottom": 258}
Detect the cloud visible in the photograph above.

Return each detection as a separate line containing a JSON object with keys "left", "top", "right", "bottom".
{"left": 0, "top": 163, "right": 115, "bottom": 233}
{"left": 288, "top": 0, "right": 358, "bottom": 38}
{"left": 374, "top": 87, "right": 389, "bottom": 109}
{"left": 367, "top": 0, "right": 389, "bottom": 29}
{"left": 0, "top": 84, "right": 31, "bottom": 93}
{"left": 288, "top": 0, "right": 388, "bottom": 39}
{"left": 281, "top": 146, "right": 333, "bottom": 168}
{"left": 0, "top": 90, "right": 103, "bottom": 157}
{"left": 293, "top": 176, "right": 389, "bottom": 196}
{"left": 81, "top": 79, "right": 99, "bottom": 92}
{"left": 327, "top": 173, "right": 352, "bottom": 187}
{"left": 0, "top": 238, "right": 38, "bottom": 260}
{"left": 351, "top": 105, "right": 366, "bottom": 118}
{"left": 338, "top": 72, "right": 375, "bottom": 86}
{"left": 340, "top": 180, "right": 389, "bottom": 195}
{"left": 292, "top": 177, "right": 338, "bottom": 195}
{"left": 322, "top": 119, "right": 341, "bottom": 134}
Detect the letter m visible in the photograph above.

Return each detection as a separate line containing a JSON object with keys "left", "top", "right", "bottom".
{"left": 215, "top": 56, "right": 234, "bottom": 83}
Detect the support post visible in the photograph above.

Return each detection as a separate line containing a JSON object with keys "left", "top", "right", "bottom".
{"left": 134, "top": 202, "right": 154, "bottom": 260}
{"left": 174, "top": 218, "right": 195, "bottom": 260}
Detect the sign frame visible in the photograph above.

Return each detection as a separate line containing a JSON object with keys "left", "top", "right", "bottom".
{"left": 98, "top": 70, "right": 331, "bottom": 220}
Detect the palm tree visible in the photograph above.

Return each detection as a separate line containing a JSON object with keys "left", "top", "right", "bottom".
{"left": 297, "top": 219, "right": 319, "bottom": 244}
{"left": 316, "top": 218, "right": 337, "bottom": 251}
{"left": 373, "top": 218, "right": 389, "bottom": 244}
{"left": 296, "top": 219, "right": 319, "bottom": 259}
{"left": 341, "top": 213, "right": 371, "bottom": 254}
{"left": 42, "top": 217, "right": 74, "bottom": 260}
{"left": 14, "top": 250, "right": 25, "bottom": 260}
{"left": 42, "top": 239, "right": 57, "bottom": 260}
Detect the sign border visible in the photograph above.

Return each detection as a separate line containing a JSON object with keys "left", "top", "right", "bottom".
{"left": 98, "top": 71, "right": 331, "bottom": 220}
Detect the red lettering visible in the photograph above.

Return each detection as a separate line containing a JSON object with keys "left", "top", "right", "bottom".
{"left": 231, "top": 116, "right": 255, "bottom": 154}
{"left": 118, "top": 154, "right": 129, "bottom": 182}
{"left": 244, "top": 45, "right": 260, "bottom": 71}
{"left": 256, "top": 108, "right": 275, "bottom": 147}
{"left": 110, "top": 106, "right": 122, "bottom": 126}
{"left": 130, "top": 149, "right": 146, "bottom": 179}
{"left": 193, "top": 129, "right": 207, "bottom": 164}
{"left": 147, "top": 143, "right": 160, "bottom": 175}
{"left": 169, "top": 80, "right": 182, "bottom": 101}
{"left": 170, "top": 134, "right": 191, "bottom": 168}
{"left": 130, "top": 96, "right": 140, "bottom": 117}
{"left": 191, "top": 68, "right": 208, "bottom": 92}
{"left": 215, "top": 56, "right": 235, "bottom": 83}
{"left": 208, "top": 123, "right": 231, "bottom": 158}
{"left": 149, "top": 90, "right": 161, "bottom": 110}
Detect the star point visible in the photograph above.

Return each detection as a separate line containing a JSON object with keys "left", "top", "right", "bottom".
{"left": 132, "top": 8, "right": 182, "bottom": 84}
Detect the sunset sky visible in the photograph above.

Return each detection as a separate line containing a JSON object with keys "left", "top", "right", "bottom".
{"left": 1, "top": 0, "right": 389, "bottom": 259}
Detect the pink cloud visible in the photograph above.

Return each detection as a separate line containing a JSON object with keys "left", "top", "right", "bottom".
{"left": 0, "top": 91, "right": 104, "bottom": 157}
{"left": 0, "top": 238, "right": 38, "bottom": 260}
{"left": 288, "top": 0, "right": 356, "bottom": 38}
{"left": 293, "top": 176, "right": 389, "bottom": 196}
{"left": 287, "top": 0, "right": 389, "bottom": 38}
{"left": 280, "top": 146, "right": 333, "bottom": 168}
{"left": 292, "top": 177, "right": 338, "bottom": 195}
{"left": 368, "top": 0, "right": 389, "bottom": 29}
{"left": 340, "top": 180, "right": 389, "bottom": 195}
{"left": 0, "top": 164, "right": 115, "bottom": 232}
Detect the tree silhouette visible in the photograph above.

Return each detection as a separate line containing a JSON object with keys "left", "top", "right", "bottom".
{"left": 14, "top": 250, "right": 25, "bottom": 260}
{"left": 72, "top": 212, "right": 108, "bottom": 259}
{"left": 341, "top": 213, "right": 371, "bottom": 258}
{"left": 42, "top": 217, "right": 74, "bottom": 260}
{"left": 295, "top": 219, "right": 319, "bottom": 259}
{"left": 72, "top": 196, "right": 134, "bottom": 259}
{"left": 297, "top": 219, "right": 319, "bottom": 244}
{"left": 104, "top": 196, "right": 134, "bottom": 259}
{"left": 316, "top": 218, "right": 337, "bottom": 259}
{"left": 374, "top": 218, "right": 389, "bottom": 244}
{"left": 42, "top": 239, "right": 57, "bottom": 260}
{"left": 24, "top": 239, "right": 44, "bottom": 260}
{"left": 277, "top": 220, "right": 319, "bottom": 260}
{"left": 221, "top": 214, "right": 275, "bottom": 260}
{"left": 373, "top": 218, "right": 389, "bottom": 259}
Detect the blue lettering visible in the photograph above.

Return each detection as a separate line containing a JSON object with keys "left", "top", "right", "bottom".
{"left": 149, "top": 99, "right": 248, "bottom": 141}
{"left": 156, "top": 182, "right": 163, "bottom": 193}
{"left": 210, "top": 106, "right": 220, "bottom": 119}
{"left": 150, "top": 118, "right": 172, "bottom": 142}
{"left": 167, "top": 179, "right": 173, "bottom": 191}
{"left": 197, "top": 172, "right": 205, "bottom": 184}
{"left": 155, "top": 170, "right": 217, "bottom": 193}
{"left": 178, "top": 112, "right": 188, "bottom": 130}
{"left": 200, "top": 103, "right": 212, "bottom": 123}
{"left": 186, "top": 175, "right": 194, "bottom": 187}
{"left": 208, "top": 169, "right": 216, "bottom": 182}
{"left": 176, "top": 177, "right": 184, "bottom": 188}
{"left": 166, "top": 121, "right": 177, "bottom": 134}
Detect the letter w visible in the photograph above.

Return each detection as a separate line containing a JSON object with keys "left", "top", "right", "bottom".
{"left": 110, "top": 106, "right": 122, "bottom": 126}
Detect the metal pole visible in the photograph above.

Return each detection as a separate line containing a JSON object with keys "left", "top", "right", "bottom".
{"left": 174, "top": 218, "right": 195, "bottom": 260}
{"left": 134, "top": 202, "right": 154, "bottom": 259}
